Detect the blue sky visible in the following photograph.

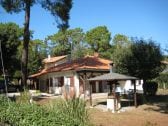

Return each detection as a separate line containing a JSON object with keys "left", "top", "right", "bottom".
{"left": 0, "top": 0, "right": 168, "bottom": 53}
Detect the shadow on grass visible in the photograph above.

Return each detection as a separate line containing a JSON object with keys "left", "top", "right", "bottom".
{"left": 96, "top": 100, "right": 135, "bottom": 107}
{"left": 144, "top": 95, "right": 168, "bottom": 114}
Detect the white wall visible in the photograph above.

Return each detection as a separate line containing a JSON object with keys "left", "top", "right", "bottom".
{"left": 119, "top": 80, "right": 143, "bottom": 93}
{"left": 74, "top": 73, "right": 80, "bottom": 96}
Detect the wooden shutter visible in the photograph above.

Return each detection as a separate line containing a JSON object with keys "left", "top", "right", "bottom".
{"left": 70, "top": 76, "right": 74, "bottom": 87}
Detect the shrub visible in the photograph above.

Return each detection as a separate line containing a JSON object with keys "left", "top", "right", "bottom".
{"left": 16, "top": 90, "right": 31, "bottom": 104}
{"left": 47, "top": 98, "right": 90, "bottom": 126}
{"left": 155, "top": 73, "right": 168, "bottom": 89}
{"left": 0, "top": 95, "right": 48, "bottom": 126}
{"left": 0, "top": 95, "right": 91, "bottom": 126}
{"left": 145, "top": 81, "right": 158, "bottom": 96}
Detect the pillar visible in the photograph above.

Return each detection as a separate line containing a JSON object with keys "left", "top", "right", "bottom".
{"left": 133, "top": 80, "right": 137, "bottom": 108}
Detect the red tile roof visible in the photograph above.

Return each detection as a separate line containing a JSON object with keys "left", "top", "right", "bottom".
{"left": 30, "top": 56, "right": 112, "bottom": 78}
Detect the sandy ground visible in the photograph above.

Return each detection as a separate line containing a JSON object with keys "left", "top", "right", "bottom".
{"left": 89, "top": 104, "right": 168, "bottom": 126}
{"left": 89, "top": 90, "right": 168, "bottom": 126}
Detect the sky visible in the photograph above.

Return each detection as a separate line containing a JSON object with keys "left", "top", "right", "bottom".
{"left": 0, "top": 0, "right": 168, "bottom": 54}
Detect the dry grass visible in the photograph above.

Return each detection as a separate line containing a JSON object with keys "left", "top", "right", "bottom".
{"left": 89, "top": 89, "right": 168, "bottom": 126}
{"left": 89, "top": 104, "right": 168, "bottom": 126}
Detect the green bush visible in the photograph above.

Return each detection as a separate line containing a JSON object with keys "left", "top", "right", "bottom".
{"left": 0, "top": 95, "right": 90, "bottom": 126}
{"left": 145, "top": 81, "right": 158, "bottom": 96}
{"left": 155, "top": 73, "right": 168, "bottom": 89}
{"left": 16, "top": 90, "right": 31, "bottom": 104}
{"left": 47, "top": 98, "right": 89, "bottom": 126}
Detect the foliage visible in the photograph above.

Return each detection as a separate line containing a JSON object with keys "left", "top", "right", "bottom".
{"left": 47, "top": 98, "right": 90, "bottom": 126}
{"left": 155, "top": 73, "right": 168, "bottom": 89}
{"left": 113, "top": 39, "right": 163, "bottom": 80}
{"left": 41, "top": 0, "right": 73, "bottom": 31}
{"left": 0, "top": 22, "right": 22, "bottom": 76}
{"left": 16, "top": 90, "right": 31, "bottom": 104}
{"left": 16, "top": 39, "right": 47, "bottom": 75}
{"left": 0, "top": 96, "right": 47, "bottom": 126}
{"left": 113, "top": 34, "right": 130, "bottom": 49}
{"left": 0, "top": 0, "right": 73, "bottom": 88}
{"left": 85, "top": 26, "right": 111, "bottom": 53}
{"left": 0, "top": 95, "right": 90, "bottom": 126}
{"left": 145, "top": 81, "right": 158, "bottom": 96}
{"left": 47, "top": 28, "right": 86, "bottom": 58}
{"left": 28, "top": 39, "right": 47, "bottom": 74}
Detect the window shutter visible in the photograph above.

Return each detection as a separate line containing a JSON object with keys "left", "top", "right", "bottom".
{"left": 70, "top": 76, "right": 74, "bottom": 87}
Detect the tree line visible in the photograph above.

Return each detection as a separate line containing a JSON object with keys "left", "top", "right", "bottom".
{"left": 0, "top": 23, "right": 166, "bottom": 80}
{"left": 0, "top": 0, "right": 167, "bottom": 92}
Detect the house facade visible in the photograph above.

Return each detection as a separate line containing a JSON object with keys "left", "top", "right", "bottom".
{"left": 30, "top": 54, "right": 143, "bottom": 97}
{"left": 30, "top": 54, "right": 112, "bottom": 96}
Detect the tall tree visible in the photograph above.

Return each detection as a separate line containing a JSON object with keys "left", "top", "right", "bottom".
{"left": 113, "top": 38, "right": 163, "bottom": 95}
{"left": 0, "top": 22, "right": 22, "bottom": 77}
{"left": 113, "top": 34, "right": 130, "bottom": 49}
{"left": 47, "top": 30, "right": 70, "bottom": 56}
{"left": 41, "top": 0, "right": 73, "bottom": 31}
{"left": 47, "top": 28, "right": 86, "bottom": 57}
{"left": 112, "top": 34, "right": 131, "bottom": 63}
{"left": 17, "top": 39, "right": 47, "bottom": 75}
{"left": 0, "top": 0, "right": 73, "bottom": 88}
{"left": 28, "top": 39, "right": 47, "bottom": 74}
{"left": 85, "top": 26, "right": 111, "bottom": 53}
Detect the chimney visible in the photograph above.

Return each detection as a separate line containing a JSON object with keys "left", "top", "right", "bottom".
{"left": 109, "top": 62, "right": 114, "bottom": 73}
{"left": 48, "top": 55, "right": 51, "bottom": 60}
{"left": 67, "top": 54, "right": 71, "bottom": 63}
{"left": 94, "top": 52, "right": 99, "bottom": 57}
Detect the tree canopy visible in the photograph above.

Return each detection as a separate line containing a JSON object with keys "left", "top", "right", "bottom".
{"left": 0, "top": 22, "right": 23, "bottom": 76}
{"left": 0, "top": 0, "right": 73, "bottom": 87}
{"left": 113, "top": 38, "right": 163, "bottom": 81}
{"left": 41, "top": 0, "right": 73, "bottom": 31}
{"left": 113, "top": 34, "right": 130, "bottom": 49}
{"left": 47, "top": 28, "right": 86, "bottom": 58}
{"left": 85, "top": 26, "right": 111, "bottom": 53}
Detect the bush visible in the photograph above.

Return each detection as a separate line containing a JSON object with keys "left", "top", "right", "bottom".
{"left": 145, "top": 81, "right": 158, "bottom": 96}
{"left": 47, "top": 98, "right": 89, "bottom": 126}
{"left": 0, "top": 95, "right": 90, "bottom": 126}
{"left": 16, "top": 90, "right": 31, "bottom": 104}
{"left": 0, "top": 95, "right": 47, "bottom": 126}
{"left": 155, "top": 73, "right": 168, "bottom": 89}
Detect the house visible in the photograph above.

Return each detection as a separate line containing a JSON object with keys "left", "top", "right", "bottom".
{"left": 30, "top": 54, "right": 111, "bottom": 96}
{"left": 30, "top": 54, "right": 143, "bottom": 97}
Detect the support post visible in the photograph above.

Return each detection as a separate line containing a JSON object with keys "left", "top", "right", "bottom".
{"left": 89, "top": 83, "right": 92, "bottom": 106}
{"left": 84, "top": 73, "right": 87, "bottom": 99}
{"left": 113, "top": 83, "right": 116, "bottom": 112}
{"left": 49, "top": 78, "right": 51, "bottom": 93}
{"left": 133, "top": 80, "right": 137, "bottom": 108}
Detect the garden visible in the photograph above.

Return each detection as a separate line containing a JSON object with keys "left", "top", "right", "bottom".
{"left": 0, "top": 92, "right": 91, "bottom": 126}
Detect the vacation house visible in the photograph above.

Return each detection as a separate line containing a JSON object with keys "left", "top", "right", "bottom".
{"left": 30, "top": 54, "right": 143, "bottom": 97}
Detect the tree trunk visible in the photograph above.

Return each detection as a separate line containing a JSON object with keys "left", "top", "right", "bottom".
{"left": 21, "top": 0, "right": 31, "bottom": 89}
{"left": 142, "top": 79, "right": 147, "bottom": 96}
